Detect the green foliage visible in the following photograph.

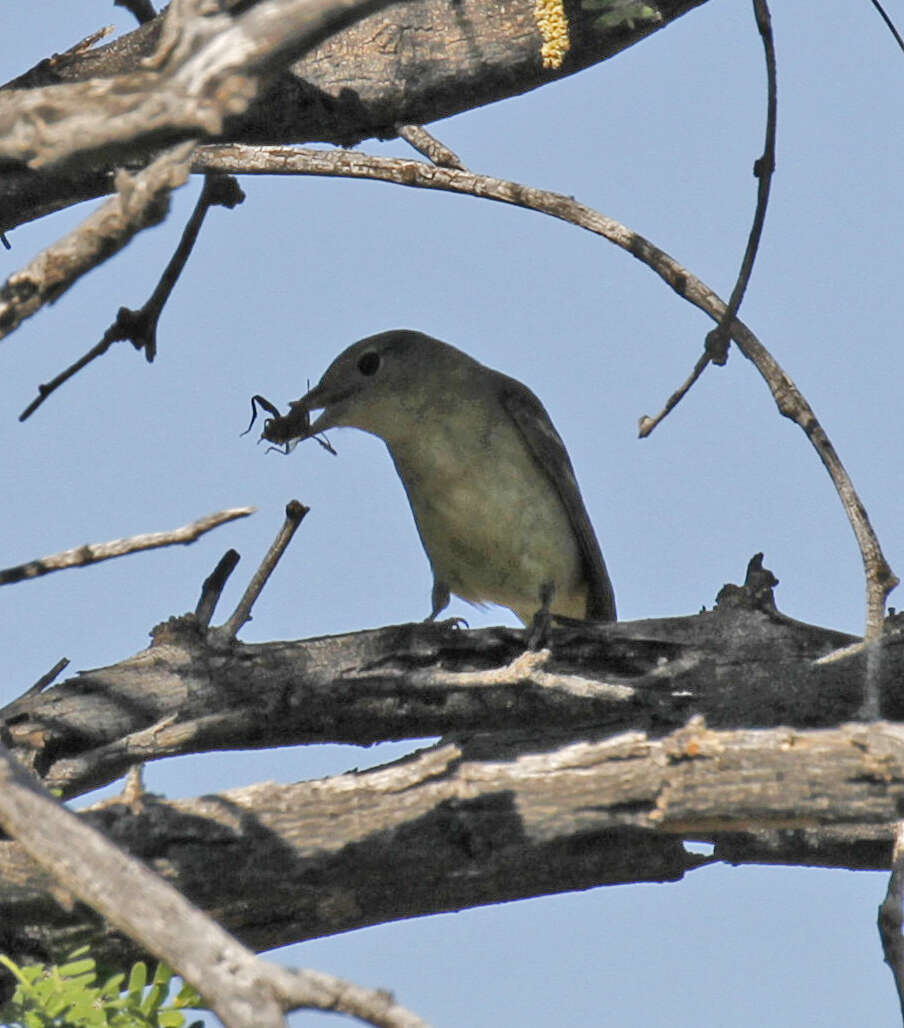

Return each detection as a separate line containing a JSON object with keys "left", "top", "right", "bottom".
{"left": 580, "top": 0, "right": 662, "bottom": 32}
{"left": 0, "top": 948, "right": 205, "bottom": 1028}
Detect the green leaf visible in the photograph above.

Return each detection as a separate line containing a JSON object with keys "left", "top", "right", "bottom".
{"left": 0, "top": 953, "right": 28, "bottom": 985}
{"left": 172, "top": 982, "right": 203, "bottom": 1009}
{"left": 151, "top": 964, "right": 174, "bottom": 988}
{"left": 157, "top": 1011, "right": 187, "bottom": 1027}
{"left": 127, "top": 961, "right": 148, "bottom": 997}
{"left": 100, "top": 972, "right": 127, "bottom": 998}
{"left": 140, "top": 982, "right": 165, "bottom": 1015}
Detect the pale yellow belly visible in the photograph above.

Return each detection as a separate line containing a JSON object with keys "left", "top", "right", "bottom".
{"left": 389, "top": 427, "right": 586, "bottom": 624}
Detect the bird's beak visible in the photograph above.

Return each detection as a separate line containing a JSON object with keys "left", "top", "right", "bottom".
{"left": 261, "top": 382, "right": 354, "bottom": 447}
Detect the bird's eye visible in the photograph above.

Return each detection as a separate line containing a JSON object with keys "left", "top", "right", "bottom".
{"left": 357, "top": 351, "right": 380, "bottom": 376}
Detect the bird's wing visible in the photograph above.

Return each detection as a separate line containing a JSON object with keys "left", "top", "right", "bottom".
{"left": 499, "top": 377, "right": 616, "bottom": 621}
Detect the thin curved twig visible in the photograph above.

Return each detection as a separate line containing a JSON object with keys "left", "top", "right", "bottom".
{"left": 193, "top": 142, "right": 899, "bottom": 636}
{"left": 702, "top": 0, "right": 777, "bottom": 366}
{"left": 19, "top": 174, "right": 245, "bottom": 421}
{"left": 641, "top": 0, "right": 777, "bottom": 432}
{"left": 869, "top": 0, "right": 904, "bottom": 54}
{"left": 0, "top": 507, "right": 254, "bottom": 586}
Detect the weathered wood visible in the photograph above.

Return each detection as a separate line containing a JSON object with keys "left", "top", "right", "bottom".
{"left": 2, "top": 572, "right": 902, "bottom": 971}
{"left": 3, "top": 598, "right": 897, "bottom": 799}
{"left": 0, "top": 0, "right": 708, "bottom": 231}
{"left": 0, "top": 719, "right": 900, "bottom": 970}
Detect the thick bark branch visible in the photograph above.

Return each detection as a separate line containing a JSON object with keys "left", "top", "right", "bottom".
{"left": 0, "top": 742, "right": 430, "bottom": 1028}
{"left": 0, "top": 719, "right": 899, "bottom": 972}
{"left": 2, "top": 546, "right": 900, "bottom": 971}
{"left": 1, "top": 579, "right": 901, "bottom": 970}
{"left": 0, "top": 0, "right": 707, "bottom": 231}
{"left": 4, "top": 593, "right": 898, "bottom": 800}
{"left": 3, "top": 593, "right": 887, "bottom": 798}
{"left": 0, "top": 0, "right": 406, "bottom": 171}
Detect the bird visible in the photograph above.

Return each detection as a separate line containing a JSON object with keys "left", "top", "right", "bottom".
{"left": 261, "top": 329, "right": 616, "bottom": 630}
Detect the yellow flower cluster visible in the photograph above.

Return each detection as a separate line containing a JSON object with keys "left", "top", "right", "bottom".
{"left": 534, "top": 0, "right": 570, "bottom": 69}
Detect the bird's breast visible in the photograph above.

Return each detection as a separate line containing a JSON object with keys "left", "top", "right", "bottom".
{"left": 385, "top": 414, "right": 587, "bottom": 621}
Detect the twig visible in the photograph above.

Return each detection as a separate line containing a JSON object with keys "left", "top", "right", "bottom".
{"left": 0, "top": 741, "right": 432, "bottom": 1028}
{"left": 0, "top": 507, "right": 254, "bottom": 586}
{"left": 195, "top": 549, "right": 241, "bottom": 626}
{"left": 642, "top": 0, "right": 777, "bottom": 426}
{"left": 21, "top": 657, "right": 70, "bottom": 699}
{"left": 0, "top": 142, "right": 195, "bottom": 344}
{"left": 396, "top": 124, "right": 466, "bottom": 169}
{"left": 879, "top": 822, "right": 904, "bottom": 1019}
{"left": 193, "top": 142, "right": 899, "bottom": 636}
{"left": 19, "top": 174, "right": 244, "bottom": 420}
{"left": 220, "top": 500, "right": 309, "bottom": 638}
{"left": 869, "top": 0, "right": 904, "bottom": 54}
{"left": 636, "top": 349, "right": 710, "bottom": 437}
{"left": 114, "top": 174, "right": 245, "bottom": 364}
{"left": 3, "top": 26, "right": 115, "bottom": 89}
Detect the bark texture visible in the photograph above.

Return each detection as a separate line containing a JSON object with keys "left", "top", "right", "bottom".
{"left": 0, "top": 0, "right": 708, "bottom": 231}
{"left": 1, "top": 586, "right": 902, "bottom": 971}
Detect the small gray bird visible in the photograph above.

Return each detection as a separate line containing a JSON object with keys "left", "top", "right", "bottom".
{"left": 262, "top": 330, "right": 616, "bottom": 627}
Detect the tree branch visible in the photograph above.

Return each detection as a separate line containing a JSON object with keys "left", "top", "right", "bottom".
{"left": 0, "top": 142, "right": 195, "bottom": 342}
{"left": 0, "top": 507, "right": 254, "bottom": 586}
{"left": 1, "top": 559, "right": 900, "bottom": 971}
{"left": 0, "top": 0, "right": 406, "bottom": 171}
{"left": 635, "top": 0, "right": 777, "bottom": 432}
{"left": 0, "top": 0, "right": 708, "bottom": 232}
{"left": 219, "top": 499, "right": 309, "bottom": 638}
{"left": 0, "top": 558, "right": 884, "bottom": 799}
{"left": 0, "top": 719, "right": 899, "bottom": 972}
{"left": 0, "top": 742, "right": 431, "bottom": 1027}
{"left": 701, "top": 0, "right": 777, "bottom": 365}
{"left": 18, "top": 173, "right": 245, "bottom": 420}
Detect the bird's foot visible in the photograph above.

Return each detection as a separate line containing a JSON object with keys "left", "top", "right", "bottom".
{"left": 425, "top": 615, "right": 469, "bottom": 631}
{"left": 525, "top": 607, "right": 552, "bottom": 650}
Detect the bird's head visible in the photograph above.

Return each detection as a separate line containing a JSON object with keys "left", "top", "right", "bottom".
{"left": 261, "top": 329, "right": 478, "bottom": 448}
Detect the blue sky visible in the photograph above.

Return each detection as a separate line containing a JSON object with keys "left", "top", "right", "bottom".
{"left": 2, "top": 0, "right": 902, "bottom": 1024}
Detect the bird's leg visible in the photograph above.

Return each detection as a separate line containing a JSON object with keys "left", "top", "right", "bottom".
{"left": 526, "top": 580, "right": 555, "bottom": 650}
{"left": 426, "top": 580, "right": 451, "bottom": 622}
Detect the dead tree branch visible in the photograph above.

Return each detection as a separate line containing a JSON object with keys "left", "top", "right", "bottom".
{"left": 0, "top": 742, "right": 431, "bottom": 1028}
{"left": 220, "top": 500, "right": 309, "bottom": 638}
{"left": 0, "top": 0, "right": 707, "bottom": 233}
{"left": 0, "top": 142, "right": 195, "bottom": 342}
{"left": 0, "top": 556, "right": 889, "bottom": 800}
{"left": 19, "top": 173, "right": 244, "bottom": 420}
{"left": 0, "top": 0, "right": 405, "bottom": 171}
{"left": 0, "top": 717, "right": 899, "bottom": 973}
{"left": 0, "top": 556, "right": 900, "bottom": 971}
{"left": 0, "top": 507, "right": 254, "bottom": 586}
{"left": 636, "top": 0, "right": 777, "bottom": 432}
